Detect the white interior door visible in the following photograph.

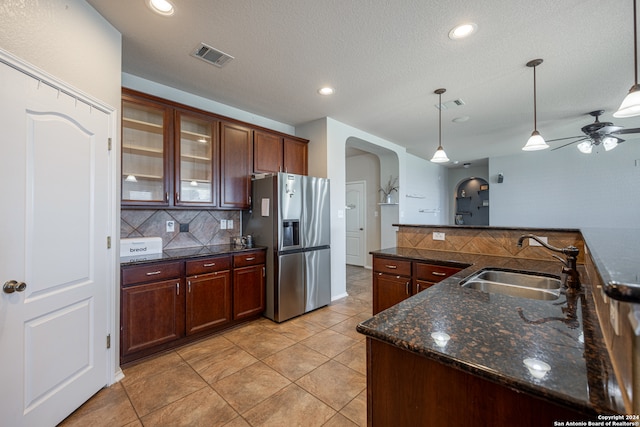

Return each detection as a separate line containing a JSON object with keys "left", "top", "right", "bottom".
{"left": 345, "top": 181, "right": 366, "bottom": 266}
{"left": 0, "top": 58, "right": 111, "bottom": 426}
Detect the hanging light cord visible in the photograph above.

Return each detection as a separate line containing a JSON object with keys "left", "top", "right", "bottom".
{"left": 438, "top": 91, "right": 442, "bottom": 147}
{"left": 634, "top": 0, "right": 638, "bottom": 87}
{"left": 532, "top": 64, "right": 538, "bottom": 132}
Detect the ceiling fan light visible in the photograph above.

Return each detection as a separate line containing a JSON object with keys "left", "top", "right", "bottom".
{"left": 522, "top": 130, "right": 549, "bottom": 151}
{"left": 602, "top": 137, "right": 619, "bottom": 151}
{"left": 576, "top": 141, "right": 593, "bottom": 154}
{"left": 614, "top": 85, "right": 640, "bottom": 118}
{"left": 430, "top": 146, "right": 450, "bottom": 163}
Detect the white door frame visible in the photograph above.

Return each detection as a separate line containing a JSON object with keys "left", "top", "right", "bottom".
{"left": 0, "top": 48, "right": 120, "bottom": 385}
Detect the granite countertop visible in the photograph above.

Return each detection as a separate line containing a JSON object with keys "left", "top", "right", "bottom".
{"left": 357, "top": 247, "right": 625, "bottom": 416}
{"left": 120, "top": 244, "right": 266, "bottom": 266}
{"left": 581, "top": 228, "right": 640, "bottom": 302}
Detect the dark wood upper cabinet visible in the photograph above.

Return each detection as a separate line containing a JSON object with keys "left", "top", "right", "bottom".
{"left": 253, "top": 131, "right": 283, "bottom": 173}
{"left": 253, "top": 131, "right": 308, "bottom": 175}
{"left": 174, "top": 109, "right": 218, "bottom": 207}
{"left": 220, "top": 122, "right": 252, "bottom": 209}
{"left": 121, "top": 94, "right": 172, "bottom": 206}
{"left": 283, "top": 137, "right": 308, "bottom": 175}
{"left": 121, "top": 88, "right": 308, "bottom": 208}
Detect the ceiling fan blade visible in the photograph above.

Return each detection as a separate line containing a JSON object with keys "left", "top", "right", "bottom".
{"left": 611, "top": 127, "right": 640, "bottom": 135}
{"left": 596, "top": 125, "right": 623, "bottom": 134}
{"left": 545, "top": 135, "right": 583, "bottom": 142}
{"left": 551, "top": 137, "right": 588, "bottom": 151}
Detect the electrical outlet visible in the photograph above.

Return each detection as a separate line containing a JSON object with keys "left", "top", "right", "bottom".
{"left": 166, "top": 220, "right": 175, "bottom": 232}
{"left": 433, "top": 232, "right": 445, "bottom": 241}
{"left": 179, "top": 223, "right": 189, "bottom": 232}
{"left": 220, "top": 219, "right": 227, "bottom": 230}
{"left": 227, "top": 219, "right": 234, "bottom": 229}
{"left": 529, "top": 236, "right": 548, "bottom": 246}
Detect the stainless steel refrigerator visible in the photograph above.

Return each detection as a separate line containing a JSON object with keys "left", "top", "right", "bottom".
{"left": 244, "top": 173, "right": 331, "bottom": 322}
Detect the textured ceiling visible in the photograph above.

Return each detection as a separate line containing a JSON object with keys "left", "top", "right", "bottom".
{"left": 87, "top": 0, "right": 640, "bottom": 166}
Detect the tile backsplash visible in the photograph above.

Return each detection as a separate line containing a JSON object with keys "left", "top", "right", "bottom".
{"left": 121, "top": 209, "right": 241, "bottom": 249}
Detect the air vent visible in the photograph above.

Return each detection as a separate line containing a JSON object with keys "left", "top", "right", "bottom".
{"left": 435, "top": 98, "right": 466, "bottom": 110}
{"left": 191, "top": 43, "right": 234, "bottom": 68}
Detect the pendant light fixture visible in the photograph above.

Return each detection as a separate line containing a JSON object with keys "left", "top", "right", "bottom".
{"left": 614, "top": 0, "right": 640, "bottom": 118}
{"left": 522, "top": 59, "right": 549, "bottom": 151}
{"left": 430, "top": 88, "right": 450, "bottom": 163}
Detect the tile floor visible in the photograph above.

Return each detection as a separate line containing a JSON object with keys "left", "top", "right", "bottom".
{"left": 59, "top": 265, "right": 373, "bottom": 427}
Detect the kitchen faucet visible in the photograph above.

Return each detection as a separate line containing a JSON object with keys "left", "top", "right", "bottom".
{"left": 517, "top": 234, "right": 581, "bottom": 290}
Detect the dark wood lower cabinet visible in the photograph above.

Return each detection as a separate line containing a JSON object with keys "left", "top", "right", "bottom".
{"left": 372, "top": 255, "right": 464, "bottom": 314}
{"left": 233, "top": 251, "right": 266, "bottom": 320}
{"left": 120, "top": 250, "right": 265, "bottom": 365}
{"left": 372, "top": 273, "right": 411, "bottom": 315}
{"left": 186, "top": 271, "right": 231, "bottom": 335}
{"left": 121, "top": 278, "right": 185, "bottom": 356}
{"left": 366, "top": 338, "right": 591, "bottom": 426}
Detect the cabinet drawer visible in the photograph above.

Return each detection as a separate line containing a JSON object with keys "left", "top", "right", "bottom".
{"left": 373, "top": 257, "right": 411, "bottom": 277}
{"left": 415, "top": 263, "right": 461, "bottom": 282}
{"left": 186, "top": 255, "right": 232, "bottom": 276}
{"left": 122, "top": 261, "right": 183, "bottom": 286}
{"left": 233, "top": 250, "right": 266, "bottom": 267}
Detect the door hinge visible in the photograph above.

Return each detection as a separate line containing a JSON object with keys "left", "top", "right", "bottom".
{"left": 106, "top": 334, "right": 111, "bottom": 349}
{"left": 108, "top": 137, "right": 112, "bottom": 151}
{"left": 107, "top": 236, "right": 111, "bottom": 249}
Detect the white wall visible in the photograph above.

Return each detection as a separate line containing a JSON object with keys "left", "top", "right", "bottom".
{"left": 490, "top": 141, "right": 640, "bottom": 228}
{"left": 403, "top": 153, "right": 447, "bottom": 224}
{"left": 0, "top": 0, "right": 121, "bottom": 109}
{"left": 297, "top": 117, "right": 409, "bottom": 300}
{"left": 346, "top": 152, "right": 381, "bottom": 268}
{"left": 123, "top": 73, "right": 295, "bottom": 135}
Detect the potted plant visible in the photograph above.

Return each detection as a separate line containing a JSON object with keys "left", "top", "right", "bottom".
{"left": 379, "top": 175, "right": 399, "bottom": 203}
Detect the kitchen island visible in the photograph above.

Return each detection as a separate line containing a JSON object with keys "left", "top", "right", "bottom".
{"left": 357, "top": 227, "right": 634, "bottom": 426}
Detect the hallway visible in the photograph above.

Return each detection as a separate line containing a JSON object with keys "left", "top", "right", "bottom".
{"left": 60, "top": 266, "right": 373, "bottom": 427}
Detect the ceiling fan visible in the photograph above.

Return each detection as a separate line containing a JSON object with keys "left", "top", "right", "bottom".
{"left": 548, "top": 110, "right": 640, "bottom": 153}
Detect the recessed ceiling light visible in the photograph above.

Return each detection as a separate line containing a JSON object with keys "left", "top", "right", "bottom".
{"left": 448, "top": 23, "right": 477, "bottom": 40}
{"left": 318, "top": 87, "right": 335, "bottom": 96}
{"left": 148, "top": 0, "right": 175, "bottom": 16}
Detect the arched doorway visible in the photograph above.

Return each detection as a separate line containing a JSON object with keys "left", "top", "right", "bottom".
{"left": 455, "top": 177, "right": 489, "bottom": 225}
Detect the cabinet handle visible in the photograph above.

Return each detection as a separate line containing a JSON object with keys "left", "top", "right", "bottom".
{"left": 176, "top": 282, "right": 180, "bottom": 295}
{"left": 188, "top": 280, "right": 191, "bottom": 293}
{"left": 203, "top": 263, "right": 216, "bottom": 267}
{"left": 165, "top": 192, "right": 169, "bottom": 202}
{"left": 263, "top": 266, "right": 266, "bottom": 277}
{"left": 417, "top": 283, "right": 422, "bottom": 292}
{"left": 405, "top": 281, "right": 410, "bottom": 295}
{"left": 385, "top": 265, "right": 397, "bottom": 269}
{"left": 431, "top": 271, "right": 447, "bottom": 277}
{"left": 245, "top": 257, "right": 256, "bottom": 261}
{"left": 146, "top": 271, "right": 162, "bottom": 276}
{"left": 176, "top": 192, "right": 180, "bottom": 202}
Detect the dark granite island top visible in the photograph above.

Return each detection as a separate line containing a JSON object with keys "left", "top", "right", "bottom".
{"left": 357, "top": 247, "right": 626, "bottom": 416}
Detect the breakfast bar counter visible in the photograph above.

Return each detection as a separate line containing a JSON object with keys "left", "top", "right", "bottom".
{"left": 357, "top": 246, "right": 627, "bottom": 424}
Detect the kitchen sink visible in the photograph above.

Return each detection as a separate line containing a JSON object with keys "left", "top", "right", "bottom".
{"left": 460, "top": 269, "right": 562, "bottom": 301}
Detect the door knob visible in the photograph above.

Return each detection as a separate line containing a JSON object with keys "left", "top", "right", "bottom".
{"left": 3, "top": 280, "right": 27, "bottom": 294}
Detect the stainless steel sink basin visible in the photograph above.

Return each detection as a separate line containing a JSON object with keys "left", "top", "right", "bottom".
{"left": 460, "top": 269, "right": 562, "bottom": 301}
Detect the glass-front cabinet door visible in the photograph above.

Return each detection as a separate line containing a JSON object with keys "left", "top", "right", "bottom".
{"left": 175, "top": 111, "right": 217, "bottom": 206}
{"left": 121, "top": 97, "right": 170, "bottom": 206}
